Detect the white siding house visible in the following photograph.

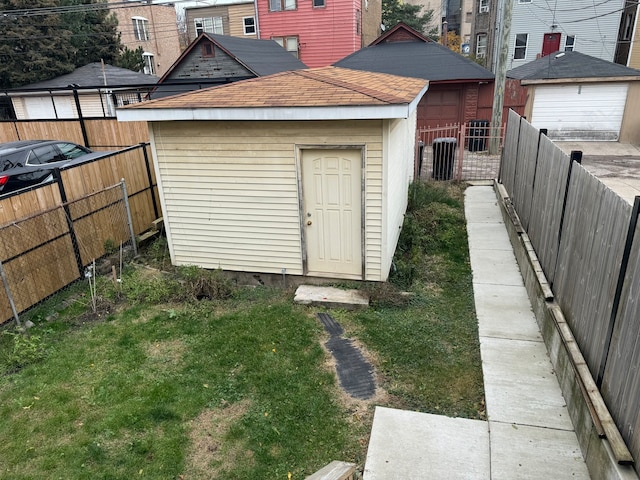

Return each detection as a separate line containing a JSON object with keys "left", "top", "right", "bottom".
{"left": 117, "top": 67, "right": 429, "bottom": 281}
{"left": 508, "top": 0, "right": 625, "bottom": 70}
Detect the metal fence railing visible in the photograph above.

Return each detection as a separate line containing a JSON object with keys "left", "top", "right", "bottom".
{"left": 417, "top": 122, "right": 506, "bottom": 181}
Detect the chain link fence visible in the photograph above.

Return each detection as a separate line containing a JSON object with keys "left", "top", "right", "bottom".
{"left": 0, "top": 181, "right": 137, "bottom": 327}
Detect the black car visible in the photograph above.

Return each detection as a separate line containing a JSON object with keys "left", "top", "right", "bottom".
{"left": 0, "top": 140, "right": 111, "bottom": 196}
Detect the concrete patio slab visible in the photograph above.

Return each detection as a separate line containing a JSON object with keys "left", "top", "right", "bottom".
{"left": 293, "top": 285, "right": 368, "bottom": 309}
{"left": 469, "top": 249, "right": 524, "bottom": 286}
{"left": 481, "top": 337, "right": 573, "bottom": 430}
{"left": 466, "top": 223, "right": 513, "bottom": 251}
{"left": 473, "top": 283, "right": 542, "bottom": 342}
{"left": 489, "top": 421, "right": 590, "bottom": 480}
{"left": 363, "top": 407, "right": 490, "bottom": 480}
{"left": 465, "top": 202, "right": 504, "bottom": 223}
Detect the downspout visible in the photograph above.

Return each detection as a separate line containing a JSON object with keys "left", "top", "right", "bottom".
{"left": 254, "top": 0, "right": 261, "bottom": 38}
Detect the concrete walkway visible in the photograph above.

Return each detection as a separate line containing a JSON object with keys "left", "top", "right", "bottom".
{"left": 363, "top": 186, "right": 590, "bottom": 479}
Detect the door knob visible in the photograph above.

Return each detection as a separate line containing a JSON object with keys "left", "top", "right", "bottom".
{"left": 307, "top": 220, "right": 312, "bottom": 225}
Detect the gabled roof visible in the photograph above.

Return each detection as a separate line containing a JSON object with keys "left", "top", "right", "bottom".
{"left": 117, "top": 66, "right": 429, "bottom": 122}
{"left": 507, "top": 51, "right": 640, "bottom": 83}
{"left": 334, "top": 24, "right": 493, "bottom": 83}
{"left": 156, "top": 33, "right": 307, "bottom": 84}
{"left": 371, "top": 22, "right": 434, "bottom": 45}
{"left": 15, "top": 63, "right": 157, "bottom": 90}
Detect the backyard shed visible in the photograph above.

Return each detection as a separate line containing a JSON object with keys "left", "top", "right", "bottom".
{"left": 507, "top": 51, "right": 640, "bottom": 142}
{"left": 117, "top": 67, "right": 428, "bottom": 281}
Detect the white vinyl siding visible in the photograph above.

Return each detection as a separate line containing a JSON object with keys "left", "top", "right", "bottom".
{"left": 382, "top": 111, "right": 416, "bottom": 277}
{"left": 531, "top": 83, "right": 629, "bottom": 141}
{"left": 150, "top": 120, "right": 386, "bottom": 279}
{"left": 510, "top": 0, "right": 624, "bottom": 66}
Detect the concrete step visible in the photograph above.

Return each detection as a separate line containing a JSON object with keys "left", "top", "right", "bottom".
{"left": 294, "top": 285, "right": 368, "bottom": 309}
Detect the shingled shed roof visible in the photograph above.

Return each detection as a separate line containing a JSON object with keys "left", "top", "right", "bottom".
{"left": 507, "top": 51, "right": 640, "bottom": 84}
{"left": 117, "top": 66, "right": 429, "bottom": 121}
{"left": 16, "top": 63, "right": 157, "bottom": 90}
{"left": 335, "top": 23, "right": 493, "bottom": 83}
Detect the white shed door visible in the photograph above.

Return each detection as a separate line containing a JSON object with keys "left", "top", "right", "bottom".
{"left": 531, "top": 83, "right": 628, "bottom": 141}
{"left": 301, "top": 149, "right": 362, "bottom": 279}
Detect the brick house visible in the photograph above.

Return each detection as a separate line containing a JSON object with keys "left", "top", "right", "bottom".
{"left": 108, "top": 0, "right": 182, "bottom": 77}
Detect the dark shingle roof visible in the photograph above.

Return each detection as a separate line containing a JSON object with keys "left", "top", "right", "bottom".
{"left": 334, "top": 40, "right": 494, "bottom": 82}
{"left": 199, "top": 33, "right": 307, "bottom": 76}
{"left": 507, "top": 51, "right": 640, "bottom": 80}
{"left": 19, "top": 63, "right": 157, "bottom": 89}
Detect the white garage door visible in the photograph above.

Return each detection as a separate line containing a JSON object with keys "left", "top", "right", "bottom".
{"left": 531, "top": 83, "right": 628, "bottom": 141}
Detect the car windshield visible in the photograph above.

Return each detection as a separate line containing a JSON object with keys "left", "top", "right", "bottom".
{"left": 57, "top": 142, "right": 90, "bottom": 159}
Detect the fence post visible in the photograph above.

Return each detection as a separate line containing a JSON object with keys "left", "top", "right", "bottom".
{"left": 596, "top": 195, "right": 640, "bottom": 387}
{"left": 121, "top": 179, "right": 138, "bottom": 257}
{"left": 141, "top": 143, "right": 159, "bottom": 218}
{"left": 550, "top": 148, "right": 580, "bottom": 290}
{"left": 54, "top": 168, "right": 85, "bottom": 278}
{"left": 0, "top": 259, "right": 21, "bottom": 329}
{"left": 456, "top": 123, "right": 465, "bottom": 181}
{"left": 72, "top": 88, "right": 90, "bottom": 148}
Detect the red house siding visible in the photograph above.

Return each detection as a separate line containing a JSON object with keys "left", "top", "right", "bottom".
{"left": 256, "top": 0, "right": 362, "bottom": 67}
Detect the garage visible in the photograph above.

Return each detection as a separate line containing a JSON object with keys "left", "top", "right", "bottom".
{"left": 531, "top": 83, "right": 628, "bottom": 141}
{"left": 508, "top": 51, "right": 640, "bottom": 143}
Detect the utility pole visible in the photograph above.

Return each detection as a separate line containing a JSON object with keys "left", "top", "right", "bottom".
{"left": 490, "top": 0, "right": 513, "bottom": 153}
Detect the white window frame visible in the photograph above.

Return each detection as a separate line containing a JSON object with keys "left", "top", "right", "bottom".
{"left": 132, "top": 17, "right": 149, "bottom": 41}
{"left": 476, "top": 33, "right": 487, "bottom": 58}
{"left": 194, "top": 17, "right": 223, "bottom": 36}
{"left": 479, "top": 0, "right": 489, "bottom": 13}
{"left": 269, "top": 0, "right": 296, "bottom": 11}
{"left": 272, "top": 36, "right": 299, "bottom": 58}
{"left": 243, "top": 16, "right": 256, "bottom": 35}
{"left": 514, "top": 33, "right": 528, "bottom": 60}
{"left": 142, "top": 52, "right": 155, "bottom": 75}
{"left": 565, "top": 35, "right": 576, "bottom": 52}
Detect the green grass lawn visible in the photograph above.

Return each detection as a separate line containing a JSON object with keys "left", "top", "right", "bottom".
{"left": 0, "top": 182, "right": 483, "bottom": 479}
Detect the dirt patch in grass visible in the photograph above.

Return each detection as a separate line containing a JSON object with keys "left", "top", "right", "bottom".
{"left": 144, "top": 338, "right": 186, "bottom": 369}
{"left": 183, "top": 399, "right": 253, "bottom": 479}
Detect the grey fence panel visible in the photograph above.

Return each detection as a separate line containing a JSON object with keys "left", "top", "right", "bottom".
{"left": 511, "top": 118, "right": 539, "bottom": 230}
{"left": 554, "top": 165, "right": 632, "bottom": 377}
{"left": 500, "top": 110, "right": 521, "bottom": 196}
{"left": 602, "top": 220, "right": 640, "bottom": 467}
{"left": 527, "top": 136, "right": 571, "bottom": 283}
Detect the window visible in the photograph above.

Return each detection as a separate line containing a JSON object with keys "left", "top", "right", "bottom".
{"left": 269, "top": 0, "right": 296, "bottom": 11}
{"left": 194, "top": 17, "right": 223, "bottom": 36}
{"left": 243, "top": 16, "right": 256, "bottom": 35}
{"left": 479, "top": 0, "right": 489, "bottom": 13}
{"left": 518, "top": 0, "right": 532, "bottom": 3}
{"left": 202, "top": 42, "right": 215, "bottom": 57}
{"left": 313, "top": 0, "right": 325, "bottom": 6}
{"left": 622, "top": 12, "right": 634, "bottom": 41}
{"left": 143, "top": 52, "right": 155, "bottom": 75}
{"left": 132, "top": 17, "right": 149, "bottom": 41}
{"left": 514, "top": 33, "right": 528, "bottom": 59}
{"left": 476, "top": 33, "right": 487, "bottom": 58}
{"left": 272, "top": 36, "right": 299, "bottom": 58}
{"left": 565, "top": 35, "right": 575, "bottom": 52}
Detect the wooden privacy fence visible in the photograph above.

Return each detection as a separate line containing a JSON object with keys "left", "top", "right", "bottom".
{"left": 0, "top": 118, "right": 149, "bottom": 150}
{"left": 0, "top": 143, "right": 160, "bottom": 325}
{"left": 501, "top": 110, "right": 640, "bottom": 473}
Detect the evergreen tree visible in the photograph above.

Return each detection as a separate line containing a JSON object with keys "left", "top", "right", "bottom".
{"left": 61, "top": 0, "right": 122, "bottom": 67}
{"left": 0, "top": 0, "right": 75, "bottom": 88}
{"left": 117, "top": 46, "right": 145, "bottom": 73}
{"left": 382, "top": 0, "right": 439, "bottom": 38}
